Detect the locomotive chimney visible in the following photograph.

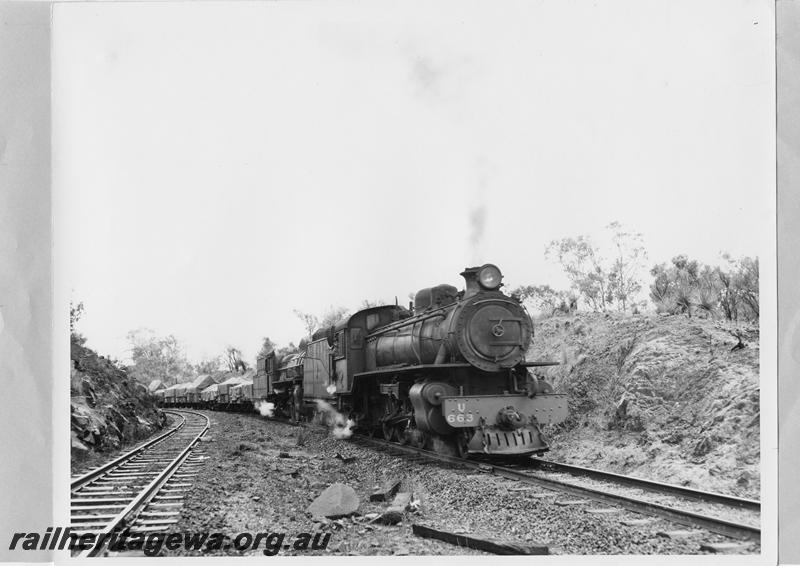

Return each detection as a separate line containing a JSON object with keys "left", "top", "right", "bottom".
{"left": 460, "top": 266, "right": 482, "bottom": 298}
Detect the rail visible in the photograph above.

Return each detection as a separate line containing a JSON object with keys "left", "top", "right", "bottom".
{"left": 530, "top": 457, "right": 760, "bottom": 511}
{"left": 71, "top": 410, "right": 209, "bottom": 557}
{"left": 71, "top": 411, "right": 186, "bottom": 492}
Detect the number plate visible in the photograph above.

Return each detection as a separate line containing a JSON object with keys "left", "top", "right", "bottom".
{"left": 442, "top": 394, "right": 568, "bottom": 428}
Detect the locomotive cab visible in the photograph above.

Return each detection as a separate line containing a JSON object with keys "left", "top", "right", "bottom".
{"left": 304, "top": 305, "right": 409, "bottom": 401}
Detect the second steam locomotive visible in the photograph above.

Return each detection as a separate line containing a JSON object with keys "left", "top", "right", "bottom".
{"left": 164, "top": 264, "right": 568, "bottom": 458}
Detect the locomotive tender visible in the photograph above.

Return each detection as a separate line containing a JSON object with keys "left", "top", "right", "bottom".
{"left": 254, "top": 263, "right": 567, "bottom": 457}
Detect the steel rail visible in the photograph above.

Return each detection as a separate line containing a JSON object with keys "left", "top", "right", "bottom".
{"left": 352, "top": 435, "right": 760, "bottom": 542}
{"left": 76, "top": 410, "right": 210, "bottom": 557}
{"left": 70, "top": 411, "right": 186, "bottom": 492}
{"left": 530, "top": 457, "right": 760, "bottom": 511}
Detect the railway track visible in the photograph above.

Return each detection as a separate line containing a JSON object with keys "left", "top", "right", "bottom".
{"left": 352, "top": 434, "right": 760, "bottom": 544}
{"left": 70, "top": 410, "right": 209, "bottom": 557}
{"left": 529, "top": 457, "right": 760, "bottom": 510}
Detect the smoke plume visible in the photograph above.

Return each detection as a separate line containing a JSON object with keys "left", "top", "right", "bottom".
{"left": 314, "top": 399, "right": 355, "bottom": 440}
{"left": 256, "top": 401, "right": 275, "bottom": 418}
{"left": 469, "top": 158, "right": 491, "bottom": 264}
{"left": 469, "top": 204, "right": 486, "bottom": 250}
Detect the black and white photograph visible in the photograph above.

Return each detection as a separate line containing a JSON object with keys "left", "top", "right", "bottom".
{"left": 0, "top": 0, "right": 783, "bottom": 562}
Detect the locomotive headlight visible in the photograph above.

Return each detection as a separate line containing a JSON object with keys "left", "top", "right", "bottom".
{"left": 478, "top": 264, "right": 503, "bottom": 290}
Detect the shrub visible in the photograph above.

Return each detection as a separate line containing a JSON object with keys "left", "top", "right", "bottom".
{"left": 649, "top": 254, "right": 758, "bottom": 322}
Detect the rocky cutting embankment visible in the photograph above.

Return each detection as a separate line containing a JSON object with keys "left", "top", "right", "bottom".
{"left": 71, "top": 338, "right": 167, "bottom": 472}
{"left": 528, "top": 312, "right": 759, "bottom": 498}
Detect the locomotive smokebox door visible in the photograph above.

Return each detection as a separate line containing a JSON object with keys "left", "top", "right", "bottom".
{"left": 455, "top": 297, "right": 532, "bottom": 372}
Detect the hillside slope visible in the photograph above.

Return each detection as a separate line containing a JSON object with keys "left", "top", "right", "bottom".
{"left": 71, "top": 339, "right": 167, "bottom": 471}
{"left": 528, "top": 312, "right": 759, "bottom": 498}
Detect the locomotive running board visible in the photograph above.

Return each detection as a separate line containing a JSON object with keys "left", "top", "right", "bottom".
{"left": 353, "top": 364, "right": 472, "bottom": 378}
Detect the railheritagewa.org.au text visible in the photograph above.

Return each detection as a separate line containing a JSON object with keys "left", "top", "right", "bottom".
{"left": 9, "top": 527, "right": 331, "bottom": 556}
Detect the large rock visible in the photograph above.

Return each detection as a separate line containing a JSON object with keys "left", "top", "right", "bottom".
{"left": 70, "top": 338, "right": 167, "bottom": 467}
{"left": 71, "top": 432, "right": 89, "bottom": 452}
{"left": 306, "top": 483, "right": 359, "bottom": 519}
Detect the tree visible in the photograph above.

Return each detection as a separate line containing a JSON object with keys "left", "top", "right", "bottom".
{"left": 649, "top": 255, "right": 715, "bottom": 317}
{"left": 194, "top": 356, "right": 222, "bottom": 375}
{"left": 732, "top": 256, "right": 759, "bottom": 320}
{"left": 127, "top": 328, "right": 192, "bottom": 386}
{"left": 607, "top": 222, "right": 647, "bottom": 312}
{"left": 276, "top": 342, "right": 300, "bottom": 359}
{"left": 321, "top": 306, "right": 350, "bottom": 328}
{"left": 546, "top": 235, "right": 611, "bottom": 312}
{"left": 70, "top": 301, "right": 84, "bottom": 333}
{"left": 717, "top": 255, "right": 758, "bottom": 321}
{"left": 257, "top": 336, "right": 277, "bottom": 359}
{"left": 509, "top": 284, "right": 576, "bottom": 315}
{"left": 546, "top": 222, "right": 647, "bottom": 313}
{"left": 293, "top": 310, "right": 319, "bottom": 337}
{"left": 70, "top": 300, "right": 86, "bottom": 346}
{"left": 225, "top": 346, "right": 248, "bottom": 373}
{"left": 293, "top": 306, "right": 350, "bottom": 337}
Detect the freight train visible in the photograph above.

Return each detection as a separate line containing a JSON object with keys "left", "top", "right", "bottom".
{"left": 159, "top": 264, "right": 568, "bottom": 457}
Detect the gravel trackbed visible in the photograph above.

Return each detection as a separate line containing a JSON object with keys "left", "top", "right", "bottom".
{"left": 159, "top": 411, "right": 759, "bottom": 556}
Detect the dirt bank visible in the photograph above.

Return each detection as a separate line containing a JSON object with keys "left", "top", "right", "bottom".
{"left": 528, "top": 312, "right": 759, "bottom": 498}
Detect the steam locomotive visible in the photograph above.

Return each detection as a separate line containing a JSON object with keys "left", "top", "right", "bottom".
{"left": 252, "top": 263, "right": 568, "bottom": 457}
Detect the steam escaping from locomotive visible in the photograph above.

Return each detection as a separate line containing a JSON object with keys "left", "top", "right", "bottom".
{"left": 469, "top": 159, "right": 490, "bottom": 263}
{"left": 314, "top": 399, "right": 354, "bottom": 440}
{"left": 469, "top": 203, "right": 486, "bottom": 264}
{"left": 333, "top": 419, "right": 355, "bottom": 440}
{"left": 326, "top": 384, "right": 337, "bottom": 395}
{"left": 256, "top": 401, "right": 275, "bottom": 418}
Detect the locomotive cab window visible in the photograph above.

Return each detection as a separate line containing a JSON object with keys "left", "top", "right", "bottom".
{"left": 350, "top": 327, "right": 364, "bottom": 349}
{"left": 366, "top": 313, "right": 380, "bottom": 331}
{"left": 334, "top": 331, "right": 347, "bottom": 359}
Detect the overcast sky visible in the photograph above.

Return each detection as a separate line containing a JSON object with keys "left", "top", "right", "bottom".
{"left": 53, "top": 0, "right": 774, "bottom": 364}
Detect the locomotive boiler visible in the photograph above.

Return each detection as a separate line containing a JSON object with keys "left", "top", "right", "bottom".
{"left": 366, "top": 264, "right": 531, "bottom": 372}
